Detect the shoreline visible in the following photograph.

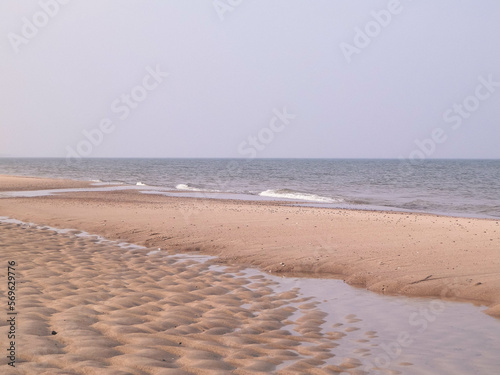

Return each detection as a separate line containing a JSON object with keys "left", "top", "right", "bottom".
{"left": 1, "top": 174, "right": 499, "bottom": 318}
{"left": 2, "top": 170, "right": 499, "bottom": 221}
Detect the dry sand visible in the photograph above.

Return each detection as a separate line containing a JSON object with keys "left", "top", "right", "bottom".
{"left": 0, "top": 175, "right": 499, "bottom": 318}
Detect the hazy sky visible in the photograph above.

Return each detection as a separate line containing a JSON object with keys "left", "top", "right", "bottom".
{"left": 1, "top": 0, "right": 499, "bottom": 159}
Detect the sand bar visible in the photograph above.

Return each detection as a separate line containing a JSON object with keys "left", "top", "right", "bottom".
{"left": 0, "top": 175, "right": 499, "bottom": 318}
{"left": 0, "top": 175, "right": 92, "bottom": 192}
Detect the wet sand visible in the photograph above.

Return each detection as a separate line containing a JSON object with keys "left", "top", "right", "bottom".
{"left": 0, "top": 175, "right": 499, "bottom": 318}
{"left": 0, "top": 220, "right": 332, "bottom": 374}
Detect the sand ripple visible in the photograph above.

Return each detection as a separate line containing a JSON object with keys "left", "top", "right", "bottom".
{"left": 0, "top": 222, "right": 407, "bottom": 374}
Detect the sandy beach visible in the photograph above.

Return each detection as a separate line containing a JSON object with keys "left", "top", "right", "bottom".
{"left": 1, "top": 219, "right": 348, "bottom": 374}
{"left": 1, "top": 175, "right": 500, "bottom": 374}
{"left": 1, "top": 175, "right": 499, "bottom": 317}
{"left": 4, "top": 0, "right": 500, "bottom": 372}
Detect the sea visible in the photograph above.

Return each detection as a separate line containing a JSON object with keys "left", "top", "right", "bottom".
{"left": 1, "top": 158, "right": 499, "bottom": 219}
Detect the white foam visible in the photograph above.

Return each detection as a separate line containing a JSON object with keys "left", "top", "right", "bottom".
{"left": 176, "top": 183, "right": 199, "bottom": 191}
{"left": 136, "top": 181, "right": 146, "bottom": 186}
{"left": 259, "top": 189, "right": 343, "bottom": 203}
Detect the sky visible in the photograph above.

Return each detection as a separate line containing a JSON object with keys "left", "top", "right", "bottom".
{"left": 1, "top": 0, "right": 499, "bottom": 159}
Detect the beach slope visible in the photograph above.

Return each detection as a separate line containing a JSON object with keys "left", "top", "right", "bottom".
{"left": 1, "top": 175, "right": 499, "bottom": 318}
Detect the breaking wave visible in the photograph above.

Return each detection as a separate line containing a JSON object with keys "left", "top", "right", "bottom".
{"left": 258, "top": 189, "right": 343, "bottom": 203}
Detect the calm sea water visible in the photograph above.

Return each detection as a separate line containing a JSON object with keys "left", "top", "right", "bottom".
{"left": 1, "top": 158, "right": 499, "bottom": 218}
